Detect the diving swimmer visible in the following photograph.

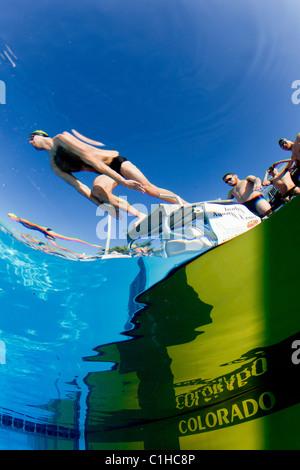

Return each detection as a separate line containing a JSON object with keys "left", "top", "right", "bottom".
{"left": 29, "top": 130, "right": 187, "bottom": 221}
{"left": 8, "top": 213, "right": 104, "bottom": 248}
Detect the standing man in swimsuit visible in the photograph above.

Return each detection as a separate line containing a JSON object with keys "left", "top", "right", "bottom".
{"left": 278, "top": 134, "right": 300, "bottom": 166}
{"left": 275, "top": 134, "right": 300, "bottom": 186}
{"left": 262, "top": 164, "right": 300, "bottom": 209}
{"left": 29, "top": 129, "right": 187, "bottom": 221}
{"left": 222, "top": 173, "right": 272, "bottom": 217}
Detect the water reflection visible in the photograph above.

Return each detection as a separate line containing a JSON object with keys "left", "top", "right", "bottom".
{"left": 81, "top": 218, "right": 300, "bottom": 450}
{"left": 83, "top": 257, "right": 213, "bottom": 449}
{"left": 0, "top": 224, "right": 185, "bottom": 449}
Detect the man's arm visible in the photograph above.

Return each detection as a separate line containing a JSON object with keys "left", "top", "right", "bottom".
{"left": 272, "top": 159, "right": 291, "bottom": 167}
{"left": 246, "top": 175, "right": 262, "bottom": 191}
{"left": 71, "top": 129, "right": 105, "bottom": 147}
{"left": 262, "top": 171, "right": 272, "bottom": 186}
{"left": 271, "top": 160, "right": 294, "bottom": 182}
{"left": 16, "top": 217, "right": 43, "bottom": 231}
{"left": 55, "top": 132, "right": 118, "bottom": 157}
{"left": 50, "top": 156, "right": 103, "bottom": 206}
{"left": 50, "top": 159, "right": 121, "bottom": 218}
{"left": 10, "top": 216, "right": 56, "bottom": 239}
{"left": 226, "top": 189, "right": 234, "bottom": 200}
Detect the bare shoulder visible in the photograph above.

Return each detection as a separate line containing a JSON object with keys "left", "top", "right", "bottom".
{"left": 52, "top": 133, "right": 63, "bottom": 142}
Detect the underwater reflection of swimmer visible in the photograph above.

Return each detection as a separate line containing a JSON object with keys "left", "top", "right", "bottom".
{"left": 83, "top": 260, "right": 213, "bottom": 449}
{"left": 8, "top": 213, "right": 104, "bottom": 254}
{"left": 18, "top": 233, "right": 82, "bottom": 259}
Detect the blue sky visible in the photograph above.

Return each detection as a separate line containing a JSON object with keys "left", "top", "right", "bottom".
{"left": 0, "top": 0, "right": 300, "bottom": 253}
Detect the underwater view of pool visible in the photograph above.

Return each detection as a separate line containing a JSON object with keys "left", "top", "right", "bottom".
{"left": 0, "top": 222, "right": 193, "bottom": 449}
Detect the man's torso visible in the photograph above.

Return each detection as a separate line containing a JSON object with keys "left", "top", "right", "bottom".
{"left": 231, "top": 179, "right": 260, "bottom": 203}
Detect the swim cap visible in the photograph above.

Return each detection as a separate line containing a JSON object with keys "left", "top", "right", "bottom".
{"left": 29, "top": 130, "right": 49, "bottom": 139}
{"left": 278, "top": 138, "right": 287, "bottom": 148}
{"left": 8, "top": 213, "right": 18, "bottom": 220}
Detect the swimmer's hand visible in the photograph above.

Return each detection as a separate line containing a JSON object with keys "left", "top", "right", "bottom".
{"left": 123, "top": 180, "right": 146, "bottom": 193}
{"left": 253, "top": 178, "right": 262, "bottom": 191}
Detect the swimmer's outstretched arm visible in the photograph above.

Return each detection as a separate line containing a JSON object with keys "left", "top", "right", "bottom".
{"left": 50, "top": 158, "right": 120, "bottom": 218}
{"left": 52, "top": 133, "right": 145, "bottom": 193}
{"left": 50, "top": 157, "right": 102, "bottom": 205}
{"left": 53, "top": 132, "right": 118, "bottom": 157}
{"left": 8, "top": 214, "right": 55, "bottom": 238}
{"left": 71, "top": 129, "right": 105, "bottom": 147}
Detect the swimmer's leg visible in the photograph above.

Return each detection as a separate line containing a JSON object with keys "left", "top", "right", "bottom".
{"left": 120, "top": 161, "right": 188, "bottom": 204}
{"left": 92, "top": 175, "right": 145, "bottom": 219}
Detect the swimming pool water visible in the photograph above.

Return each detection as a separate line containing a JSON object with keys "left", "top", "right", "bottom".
{"left": 0, "top": 222, "right": 191, "bottom": 450}
{"left": 1, "top": 197, "right": 300, "bottom": 450}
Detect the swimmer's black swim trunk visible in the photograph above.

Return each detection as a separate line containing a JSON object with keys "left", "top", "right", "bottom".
{"left": 110, "top": 156, "right": 128, "bottom": 174}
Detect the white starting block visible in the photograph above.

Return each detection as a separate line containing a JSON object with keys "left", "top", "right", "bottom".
{"left": 127, "top": 200, "right": 261, "bottom": 258}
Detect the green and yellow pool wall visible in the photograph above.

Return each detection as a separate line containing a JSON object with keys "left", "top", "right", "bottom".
{"left": 84, "top": 196, "right": 300, "bottom": 450}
